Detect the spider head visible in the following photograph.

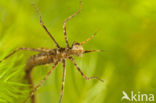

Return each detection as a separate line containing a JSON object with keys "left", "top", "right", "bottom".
{"left": 70, "top": 32, "right": 98, "bottom": 56}
{"left": 71, "top": 42, "right": 84, "bottom": 56}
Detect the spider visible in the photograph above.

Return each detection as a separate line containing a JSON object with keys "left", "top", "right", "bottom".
{"left": 0, "top": 1, "right": 104, "bottom": 103}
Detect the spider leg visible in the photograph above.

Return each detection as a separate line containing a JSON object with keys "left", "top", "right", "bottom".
{"left": 59, "top": 60, "right": 66, "bottom": 103}
{"left": 63, "top": 1, "right": 82, "bottom": 48}
{"left": 83, "top": 50, "right": 104, "bottom": 54}
{"left": 0, "top": 48, "right": 44, "bottom": 63}
{"left": 80, "top": 32, "right": 97, "bottom": 45}
{"left": 69, "top": 57, "right": 104, "bottom": 82}
{"left": 24, "top": 61, "right": 59, "bottom": 103}
{"left": 32, "top": 4, "right": 60, "bottom": 48}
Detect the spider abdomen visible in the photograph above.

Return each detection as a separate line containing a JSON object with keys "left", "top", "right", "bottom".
{"left": 25, "top": 53, "right": 54, "bottom": 71}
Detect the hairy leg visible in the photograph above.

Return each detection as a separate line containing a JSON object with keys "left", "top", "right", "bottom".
{"left": 80, "top": 32, "right": 97, "bottom": 45}
{"left": 83, "top": 50, "right": 104, "bottom": 54}
{"left": 69, "top": 57, "right": 104, "bottom": 82}
{"left": 24, "top": 61, "right": 59, "bottom": 103}
{"left": 32, "top": 4, "right": 60, "bottom": 48}
{"left": 63, "top": 1, "right": 82, "bottom": 48}
{"left": 59, "top": 60, "right": 66, "bottom": 103}
{"left": 0, "top": 48, "right": 44, "bottom": 63}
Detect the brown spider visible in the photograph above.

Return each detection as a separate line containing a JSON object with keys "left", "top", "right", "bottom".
{"left": 0, "top": 1, "right": 104, "bottom": 103}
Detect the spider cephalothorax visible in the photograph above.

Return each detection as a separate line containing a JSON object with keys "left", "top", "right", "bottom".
{"left": 71, "top": 42, "right": 84, "bottom": 56}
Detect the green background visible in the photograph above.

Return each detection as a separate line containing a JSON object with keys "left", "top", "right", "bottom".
{"left": 0, "top": 0, "right": 156, "bottom": 103}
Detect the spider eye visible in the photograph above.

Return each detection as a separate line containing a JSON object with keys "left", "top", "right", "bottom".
{"left": 73, "top": 42, "right": 80, "bottom": 45}
{"left": 72, "top": 42, "right": 80, "bottom": 47}
{"left": 73, "top": 41, "right": 77, "bottom": 44}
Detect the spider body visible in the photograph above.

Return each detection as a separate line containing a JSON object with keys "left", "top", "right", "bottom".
{"left": 0, "top": 1, "right": 104, "bottom": 103}
{"left": 26, "top": 43, "right": 83, "bottom": 70}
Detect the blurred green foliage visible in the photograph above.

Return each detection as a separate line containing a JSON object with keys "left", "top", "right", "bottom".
{"left": 0, "top": 0, "right": 156, "bottom": 103}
